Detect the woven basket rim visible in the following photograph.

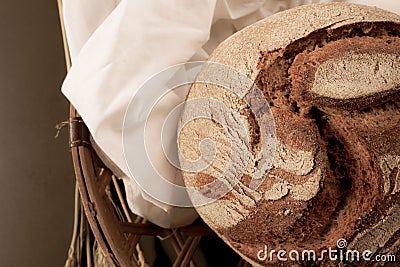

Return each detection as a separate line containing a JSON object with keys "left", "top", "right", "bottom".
{"left": 58, "top": 1, "right": 217, "bottom": 266}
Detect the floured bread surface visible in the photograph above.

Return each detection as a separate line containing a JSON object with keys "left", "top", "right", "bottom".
{"left": 178, "top": 2, "right": 400, "bottom": 266}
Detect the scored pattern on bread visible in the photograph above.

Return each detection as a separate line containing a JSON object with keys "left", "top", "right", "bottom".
{"left": 290, "top": 36, "right": 400, "bottom": 109}
{"left": 379, "top": 155, "right": 400, "bottom": 194}
{"left": 178, "top": 3, "right": 400, "bottom": 266}
{"left": 348, "top": 204, "right": 400, "bottom": 256}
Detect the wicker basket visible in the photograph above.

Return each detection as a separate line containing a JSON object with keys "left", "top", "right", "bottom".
{"left": 57, "top": 1, "right": 250, "bottom": 266}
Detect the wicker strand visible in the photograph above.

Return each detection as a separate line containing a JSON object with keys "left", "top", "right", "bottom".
{"left": 77, "top": 204, "right": 85, "bottom": 266}
{"left": 64, "top": 183, "right": 80, "bottom": 267}
{"left": 86, "top": 219, "right": 93, "bottom": 267}
{"left": 93, "top": 241, "right": 111, "bottom": 267}
{"left": 172, "top": 237, "right": 195, "bottom": 267}
{"left": 111, "top": 175, "right": 133, "bottom": 223}
{"left": 136, "top": 243, "right": 149, "bottom": 267}
{"left": 56, "top": 0, "right": 71, "bottom": 71}
{"left": 54, "top": 121, "right": 69, "bottom": 138}
{"left": 180, "top": 237, "right": 201, "bottom": 267}
{"left": 105, "top": 185, "right": 125, "bottom": 223}
{"left": 112, "top": 175, "right": 150, "bottom": 265}
{"left": 171, "top": 231, "right": 197, "bottom": 267}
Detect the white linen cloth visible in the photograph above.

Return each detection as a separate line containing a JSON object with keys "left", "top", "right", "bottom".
{"left": 61, "top": 0, "right": 400, "bottom": 228}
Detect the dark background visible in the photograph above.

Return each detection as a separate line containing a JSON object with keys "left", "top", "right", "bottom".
{"left": 0, "top": 1, "right": 74, "bottom": 266}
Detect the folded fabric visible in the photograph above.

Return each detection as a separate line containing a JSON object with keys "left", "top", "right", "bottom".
{"left": 61, "top": 0, "right": 398, "bottom": 228}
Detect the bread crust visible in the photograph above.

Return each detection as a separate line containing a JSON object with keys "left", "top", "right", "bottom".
{"left": 207, "top": 2, "right": 400, "bottom": 81}
{"left": 179, "top": 2, "right": 400, "bottom": 266}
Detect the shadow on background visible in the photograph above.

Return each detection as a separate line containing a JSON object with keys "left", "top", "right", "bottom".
{"left": 0, "top": 1, "right": 74, "bottom": 266}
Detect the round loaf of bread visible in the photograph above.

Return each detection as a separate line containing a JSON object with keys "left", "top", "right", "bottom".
{"left": 178, "top": 2, "right": 400, "bottom": 266}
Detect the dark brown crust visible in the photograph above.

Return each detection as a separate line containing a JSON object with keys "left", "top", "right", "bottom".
{"left": 290, "top": 36, "right": 400, "bottom": 109}
{"left": 220, "top": 21, "right": 400, "bottom": 266}
{"left": 179, "top": 5, "right": 400, "bottom": 267}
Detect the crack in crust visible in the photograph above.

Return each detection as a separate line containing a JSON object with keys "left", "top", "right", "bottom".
{"left": 224, "top": 21, "right": 400, "bottom": 267}
{"left": 379, "top": 155, "right": 400, "bottom": 195}
{"left": 179, "top": 3, "right": 400, "bottom": 267}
